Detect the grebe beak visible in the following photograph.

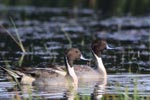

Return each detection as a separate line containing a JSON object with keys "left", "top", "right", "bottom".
{"left": 80, "top": 55, "right": 91, "bottom": 61}
{"left": 106, "top": 44, "right": 123, "bottom": 50}
{"left": 106, "top": 44, "right": 115, "bottom": 50}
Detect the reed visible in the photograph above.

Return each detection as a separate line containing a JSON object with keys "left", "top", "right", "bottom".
{"left": 0, "top": 18, "right": 26, "bottom": 66}
{"left": 13, "top": 85, "right": 33, "bottom": 100}
{"left": 18, "top": 54, "right": 25, "bottom": 67}
{"left": 0, "top": 63, "right": 26, "bottom": 100}
{"left": 2, "top": 62, "right": 22, "bottom": 91}
{"left": 9, "top": 17, "right": 26, "bottom": 53}
{"left": 0, "top": 18, "right": 26, "bottom": 53}
{"left": 62, "top": 27, "right": 72, "bottom": 48}
{"left": 148, "top": 27, "right": 150, "bottom": 61}
{"left": 43, "top": 43, "right": 56, "bottom": 64}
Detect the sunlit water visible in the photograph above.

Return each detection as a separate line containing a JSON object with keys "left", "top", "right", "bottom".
{"left": 0, "top": 4, "right": 150, "bottom": 100}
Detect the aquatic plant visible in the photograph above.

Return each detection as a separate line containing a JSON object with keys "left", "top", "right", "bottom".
{"left": 43, "top": 43, "right": 56, "bottom": 64}
{"left": 13, "top": 85, "right": 33, "bottom": 100}
{"left": 148, "top": 26, "right": 150, "bottom": 61}
{"left": 62, "top": 27, "right": 72, "bottom": 48}
{"left": 18, "top": 54, "right": 25, "bottom": 67}
{"left": 0, "top": 18, "right": 27, "bottom": 66}
{"left": 0, "top": 18, "right": 26, "bottom": 53}
{"left": 9, "top": 17, "right": 26, "bottom": 53}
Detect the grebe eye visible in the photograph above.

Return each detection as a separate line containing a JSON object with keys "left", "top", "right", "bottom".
{"left": 75, "top": 50, "right": 79, "bottom": 53}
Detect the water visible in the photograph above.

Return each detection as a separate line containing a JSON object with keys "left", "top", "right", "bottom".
{"left": 0, "top": 74, "right": 150, "bottom": 99}
{"left": 0, "top": 4, "right": 150, "bottom": 100}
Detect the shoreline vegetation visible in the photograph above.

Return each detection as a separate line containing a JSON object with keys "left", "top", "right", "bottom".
{"left": 0, "top": 0, "right": 150, "bottom": 16}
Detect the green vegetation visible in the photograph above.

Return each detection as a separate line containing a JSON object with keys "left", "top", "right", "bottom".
{"left": 0, "top": 18, "right": 26, "bottom": 66}
{"left": 1, "top": 18, "right": 26, "bottom": 53}
{"left": 9, "top": 17, "right": 26, "bottom": 53}
{"left": 62, "top": 28, "right": 72, "bottom": 48}
{"left": 149, "top": 22, "right": 150, "bottom": 61}
{"left": 0, "top": 0, "right": 150, "bottom": 16}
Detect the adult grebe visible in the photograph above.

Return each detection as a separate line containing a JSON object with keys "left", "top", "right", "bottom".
{"left": 0, "top": 48, "right": 88, "bottom": 87}
{"left": 43, "top": 39, "right": 113, "bottom": 81}
{"left": 75, "top": 39, "right": 113, "bottom": 82}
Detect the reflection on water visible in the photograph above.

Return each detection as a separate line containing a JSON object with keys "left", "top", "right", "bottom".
{"left": 0, "top": 74, "right": 150, "bottom": 99}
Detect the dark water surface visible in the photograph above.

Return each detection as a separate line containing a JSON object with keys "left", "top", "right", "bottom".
{"left": 0, "top": 5, "right": 150, "bottom": 100}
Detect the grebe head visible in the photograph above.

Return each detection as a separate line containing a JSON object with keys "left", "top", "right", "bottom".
{"left": 65, "top": 48, "right": 89, "bottom": 67}
{"left": 91, "top": 39, "right": 107, "bottom": 57}
{"left": 91, "top": 38, "right": 114, "bottom": 57}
